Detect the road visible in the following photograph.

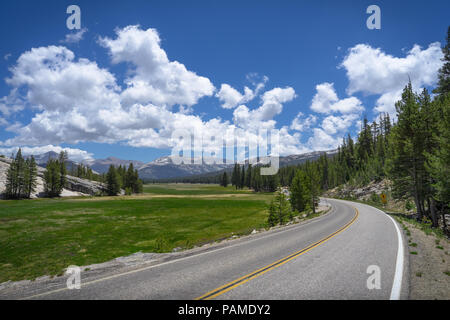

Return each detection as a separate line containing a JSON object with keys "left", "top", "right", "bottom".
{"left": 11, "top": 198, "right": 407, "bottom": 300}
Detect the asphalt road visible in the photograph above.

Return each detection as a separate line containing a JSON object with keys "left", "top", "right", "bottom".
{"left": 14, "top": 198, "right": 407, "bottom": 300}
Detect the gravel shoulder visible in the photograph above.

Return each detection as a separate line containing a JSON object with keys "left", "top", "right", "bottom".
{"left": 396, "top": 218, "right": 450, "bottom": 300}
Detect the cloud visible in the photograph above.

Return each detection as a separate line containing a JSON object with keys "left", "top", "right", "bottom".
{"left": 4, "top": 53, "right": 11, "bottom": 61}
{"left": 216, "top": 84, "right": 255, "bottom": 109}
{"left": 307, "top": 128, "right": 342, "bottom": 151}
{"left": 310, "top": 82, "right": 364, "bottom": 114}
{"left": 341, "top": 43, "right": 443, "bottom": 116}
{"left": 99, "top": 25, "right": 215, "bottom": 108}
{"left": 0, "top": 145, "right": 94, "bottom": 162}
{"left": 233, "top": 87, "right": 296, "bottom": 129}
{"left": 215, "top": 76, "right": 269, "bottom": 110}
{"left": 290, "top": 112, "right": 317, "bottom": 132}
{"left": 61, "top": 28, "right": 88, "bottom": 44}
{"left": 10, "top": 26, "right": 443, "bottom": 158}
{"left": 0, "top": 89, "right": 25, "bottom": 116}
{"left": 373, "top": 89, "right": 403, "bottom": 115}
{"left": 321, "top": 113, "right": 359, "bottom": 135}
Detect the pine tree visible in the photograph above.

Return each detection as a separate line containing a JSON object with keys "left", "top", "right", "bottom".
{"left": 267, "top": 200, "right": 278, "bottom": 227}
{"left": 106, "top": 165, "right": 121, "bottom": 196}
{"left": 4, "top": 148, "right": 27, "bottom": 199}
{"left": 58, "top": 151, "right": 68, "bottom": 190}
{"left": 24, "top": 156, "right": 38, "bottom": 198}
{"left": 15, "top": 149, "right": 25, "bottom": 197}
{"left": 387, "top": 81, "right": 426, "bottom": 219}
{"left": 426, "top": 95, "right": 450, "bottom": 213}
{"left": 231, "top": 164, "right": 241, "bottom": 189}
{"left": 306, "top": 164, "right": 321, "bottom": 214}
{"left": 433, "top": 26, "right": 450, "bottom": 98}
{"left": 240, "top": 165, "right": 245, "bottom": 189}
{"left": 44, "top": 159, "right": 63, "bottom": 197}
{"left": 289, "top": 169, "right": 310, "bottom": 213}
{"left": 245, "top": 164, "right": 252, "bottom": 188}
{"left": 268, "top": 187, "right": 291, "bottom": 226}
{"left": 221, "top": 172, "right": 228, "bottom": 187}
{"left": 4, "top": 152, "right": 18, "bottom": 199}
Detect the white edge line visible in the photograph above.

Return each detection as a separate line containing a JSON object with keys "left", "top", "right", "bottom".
{"left": 329, "top": 199, "right": 404, "bottom": 300}
{"left": 385, "top": 214, "right": 404, "bottom": 300}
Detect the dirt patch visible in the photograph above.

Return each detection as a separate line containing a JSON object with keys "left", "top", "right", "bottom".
{"left": 399, "top": 219, "right": 450, "bottom": 299}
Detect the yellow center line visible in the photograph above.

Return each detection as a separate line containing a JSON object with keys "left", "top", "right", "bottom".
{"left": 195, "top": 206, "right": 359, "bottom": 300}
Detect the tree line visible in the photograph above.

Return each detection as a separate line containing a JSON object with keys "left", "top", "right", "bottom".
{"left": 3, "top": 150, "right": 144, "bottom": 198}
{"left": 69, "top": 163, "right": 104, "bottom": 182}
{"left": 230, "top": 163, "right": 278, "bottom": 192}
{"left": 225, "top": 27, "right": 450, "bottom": 230}
{"left": 4, "top": 149, "right": 38, "bottom": 199}
{"left": 105, "top": 163, "right": 143, "bottom": 196}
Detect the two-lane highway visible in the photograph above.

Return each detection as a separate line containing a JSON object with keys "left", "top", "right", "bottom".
{"left": 16, "top": 198, "right": 406, "bottom": 300}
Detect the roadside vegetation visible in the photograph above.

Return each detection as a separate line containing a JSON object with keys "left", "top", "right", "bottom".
{"left": 229, "top": 26, "right": 450, "bottom": 235}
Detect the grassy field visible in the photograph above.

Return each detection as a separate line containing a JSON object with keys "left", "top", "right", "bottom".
{"left": 0, "top": 184, "right": 273, "bottom": 283}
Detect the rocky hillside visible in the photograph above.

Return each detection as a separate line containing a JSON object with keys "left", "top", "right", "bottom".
{"left": 323, "top": 179, "right": 392, "bottom": 201}
{"left": 0, "top": 157, "right": 107, "bottom": 199}
{"left": 324, "top": 179, "right": 416, "bottom": 214}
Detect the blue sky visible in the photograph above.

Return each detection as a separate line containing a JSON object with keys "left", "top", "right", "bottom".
{"left": 0, "top": 0, "right": 448, "bottom": 162}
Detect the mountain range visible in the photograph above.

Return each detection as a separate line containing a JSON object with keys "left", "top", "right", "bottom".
{"left": 22, "top": 149, "right": 337, "bottom": 181}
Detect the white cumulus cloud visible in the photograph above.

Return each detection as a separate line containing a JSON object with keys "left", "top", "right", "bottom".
{"left": 341, "top": 42, "right": 443, "bottom": 116}
{"left": 310, "top": 82, "right": 364, "bottom": 114}
{"left": 99, "top": 25, "right": 215, "bottom": 108}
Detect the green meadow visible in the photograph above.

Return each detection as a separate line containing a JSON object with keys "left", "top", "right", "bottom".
{"left": 0, "top": 184, "right": 272, "bottom": 283}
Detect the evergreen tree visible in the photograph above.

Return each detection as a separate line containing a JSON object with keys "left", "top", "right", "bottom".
{"left": 231, "top": 164, "right": 241, "bottom": 189}
{"left": 245, "top": 164, "right": 252, "bottom": 188}
{"left": 268, "top": 187, "right": 291, "bottom": 226}
{"left": 15, "top": 149, "right": 25, "bottom": 197}
{"left": 433, "top": 26, "right": 450, "bottom": 97}
{"left": 306, "top": 163, "right": 321, "bottom": 214}
{"left": 4, "top": 149, "right": 31, "bottom": 199}
{"left": 267, "top": 200, "right": 278, "bottom": 227}
{"left": 221, "top": 172, "right": 228, "bottom": 187}
{"left": 289, "top": 169, "right": 310, "bottom": 213}
{"left": 44, "top": 159, "right": 63, "bottom": 197}
{"left": 106, "top": 165, "right": 121, "bottom": 196}
{"left": 24, "top": 156, "right": 38, "bottom": 198}
{"left": 240, "top": 165, "right": 245, "bottom": 189}
{"left": 387, "top": 81, "right": 426, "bottom": 219}
{"left": 58, "top": 151, "right": 68, "bottom": 190}
{"left": 426, "top": 95, "right": 450, "bottom": 214}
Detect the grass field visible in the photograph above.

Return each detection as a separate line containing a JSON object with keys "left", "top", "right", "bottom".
{"left": 0, "top": 184, "right": 273, "bottom": 283}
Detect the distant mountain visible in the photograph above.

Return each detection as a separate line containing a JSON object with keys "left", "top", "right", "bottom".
{"left": 137, "top": 156, "right": 230, "bottom": 180}
{"left": 24, "top": 149, "right": 338, "bottom": 181}
{"left": 28, "top": 151, "right": 79, "bottom": 171}
{"left": 84, "top": 157, "right": 145, "bottom": 174}
{"left": 278, "top": 149, "right": 338, "bottom": 167}
{"left": 138, "top": 150, "right": 338, "bottom": 181}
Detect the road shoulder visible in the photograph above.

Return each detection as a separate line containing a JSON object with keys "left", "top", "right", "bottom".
{"left": 394, "top": 217, "right": 450, "bottom": 300}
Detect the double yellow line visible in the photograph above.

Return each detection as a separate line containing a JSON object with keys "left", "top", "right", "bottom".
{"left": 196, "top": 206, "right": 359, "bottom": 300}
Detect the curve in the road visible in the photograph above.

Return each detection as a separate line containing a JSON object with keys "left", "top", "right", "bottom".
{"left": 12, "top": 198, "right": 405, "bottom": 300}
{"left": 196, "top": 206, "right": 359, "bottom": 300}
